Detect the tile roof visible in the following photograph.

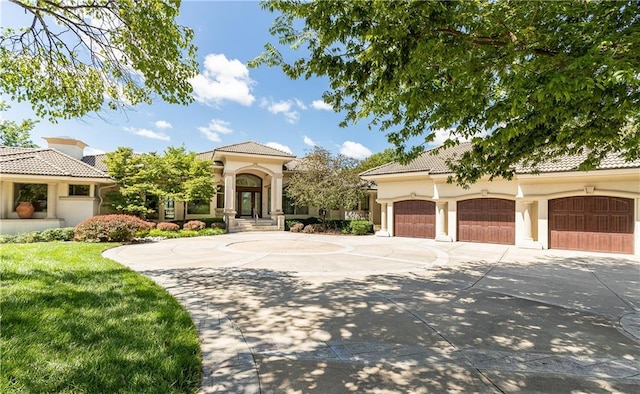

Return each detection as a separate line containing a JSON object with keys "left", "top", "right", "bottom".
{"left": 361, "top": 142, "right": 640, "bottom": 177}
{"left": 360, "top": 143, "right": 473, "bottom": 176}
{"left": 0, "top": 146, "right": 111, "bottom": 179}
{"left": 214, "top": 141, "right": 296, "bottom": 158}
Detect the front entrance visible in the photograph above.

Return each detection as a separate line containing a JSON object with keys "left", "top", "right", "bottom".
{"left": 235, "top": 174, "right": 263, "bottom": 218}
{"left": 237, "top": 190, "right": 261, "bottom": 217}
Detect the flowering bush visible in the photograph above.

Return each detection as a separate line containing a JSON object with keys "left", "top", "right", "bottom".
{"left": 302, "top": 224, "right": 323, "bottom": 233}
{"left": 183, "top": 220, "right": 206, "bottom": 231}
{"left": 290, "top": 222, "right": 305, "bottom": 233}
{"left": 211, "top": 222, "right": 226, "bottom": 230}
{"left": 74, "top": 215, "right": 154, "bottom": 242}
{"left": 157, "top": 222, "right": 180, "bottom": 232}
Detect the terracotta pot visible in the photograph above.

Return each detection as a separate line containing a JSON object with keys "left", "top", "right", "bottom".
{"left": 16, "top": 202, "right": 35, "bottom": 219}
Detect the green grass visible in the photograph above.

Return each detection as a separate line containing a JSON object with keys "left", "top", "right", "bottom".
{"left": 0, "top": 242, "right": 201, "bottom": 393}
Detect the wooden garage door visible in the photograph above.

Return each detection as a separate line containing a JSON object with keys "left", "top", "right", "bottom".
{"left": 458, "top": 198, "right": 515, "bottom": 245}
{"left": 549, "top": 196, "right": 634, "bottom": 254}
{"left": 394, "top": 200, "right": 435, "bottom": 238}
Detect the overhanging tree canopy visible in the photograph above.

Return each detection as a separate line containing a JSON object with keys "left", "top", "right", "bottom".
{"left": 1, "top": 0, "right": 198, "bottom": 120}
{"left": 253, "top": 0, "right": 640, "bottom": 185}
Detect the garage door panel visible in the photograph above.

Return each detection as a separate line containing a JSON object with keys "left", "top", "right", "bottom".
{"left": 394, "top": 200, "right": 435, "bottom": 239}
{"left": 457, "top": 198, "right": 515, "bottom": 245}
{"left": 549, "top": 196, "right": 634, "bottom": 254}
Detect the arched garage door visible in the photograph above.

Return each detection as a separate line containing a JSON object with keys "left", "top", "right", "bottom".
{"left": 458, "top": 198, "right": 515, "bottom": 245}
{"left": 549, "top": 196, "right": 634, "bottom": 254}
{"left": 394, "top": 200, "right": 435, "bottom": 238}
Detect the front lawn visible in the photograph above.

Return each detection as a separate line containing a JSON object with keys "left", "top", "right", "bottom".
{"left": 0, "top": 242, "right": 201, "bottom": 393}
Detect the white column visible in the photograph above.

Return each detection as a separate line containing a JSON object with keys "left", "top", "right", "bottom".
{"left": 270, "top": 175, "right": 278, "bottom": 215}
{"left": 538, "top": 199, "right": 549, "bottom": 249}
{"left": 274, "top": 175, "right": 283, "bottom": 214}
{"left": 387, "top": 203, "right": 394, "bottom": 237}
{"left": 435, "top": 201, "right": 453, "bottom": 242}
{"left": 522, "top": 201, "right": 533, "bottom": 241}
{"left": 223, "top": 173, "right": 236, "bottom": 213}
{"left": 46, "top": 183, "right": 57, "bottom": 219}
{"left": 376, "top": 203, "right": 390, "bottom": 237}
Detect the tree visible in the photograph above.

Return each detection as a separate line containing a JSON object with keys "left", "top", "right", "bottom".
{"left": 0, "top": 102, "right": 38, "bottom": 147}
{"left": 354, "top": 148, "right": 397, "bottom": 174}
{"left": 104, "top": 147, "right": 158, "bottom": 217}
{"left": 253, "top": 0, "right": 640, "bottom": 185}
{"left": 155, "top": 146, "right": 216, "bottom": 221}
{"left": 1, "top": 0, "right": 198, "bottom": 121}
{"left": 105, "top": 146, "right": 216, "bottom": 220}
{"left": 287, "top": 147, "right": 368, "bottom": 228}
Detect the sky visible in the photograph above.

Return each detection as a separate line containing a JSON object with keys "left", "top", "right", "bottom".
{"left": 0, "top": 0, "right": 422, "bottom": 159}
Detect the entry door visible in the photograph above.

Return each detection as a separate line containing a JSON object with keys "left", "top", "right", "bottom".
{"left": 237, "top": 191, "right": 262, "bottom": 217}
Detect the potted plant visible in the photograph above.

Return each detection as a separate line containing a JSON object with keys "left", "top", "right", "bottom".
{"left": 15, "top": 184, "right": 46, "bottom": 219}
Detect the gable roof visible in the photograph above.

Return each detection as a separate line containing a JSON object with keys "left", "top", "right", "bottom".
{"left": 0, "top": 146, "right": 111, "bottom": 179}
{"left": 214, "top": 141, "right": 296, "bottom": 158}
{"left": 361, "top": 142, "right": 640, "bottom": 177}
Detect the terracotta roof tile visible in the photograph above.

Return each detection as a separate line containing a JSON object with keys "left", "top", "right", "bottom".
{"left": 0, "top": 147, "right": 111, "bottom": 179}
{"left": 81, "top": 153, "right": 109, "bottom": 172}
{"left": 361, "top": 142, "right": 640, "bottom": 177}
{"left": 214, "top": 141, "right": 296, "bottom": 158}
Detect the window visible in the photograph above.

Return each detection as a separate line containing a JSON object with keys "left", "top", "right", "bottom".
{"left": 187, "top": 199, "right": 211, "bottom": 215}
{"left": 14, "top": 183, "right": 48, "bottom": 212}
{"left": 283, "top": 193, "right": 308, "bottom": 215}
{"left": 361, "top": 195, "right": 370, "bottom": 211}
{"left": 216, "top": 186, "right": 225, "bottom": 208}
{"left": 164, "top": 198, "right": 175, "bottom": 219}
{"left": 69, "top": 184, "right": 90, "bottom": 196}
{"left": 236, "top": 174, "right": 261, "bottom": 187}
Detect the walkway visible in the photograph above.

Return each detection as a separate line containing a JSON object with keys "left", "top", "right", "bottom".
{"left": 104, "top": 232, "right": 640, "bottom": 393}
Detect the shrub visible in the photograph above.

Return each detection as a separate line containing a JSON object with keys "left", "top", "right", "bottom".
{"left": 302, "top": 223, "right": 323, "bottom": 234}
{"left": 0, "top": 234, "right": 16, "bottom": 243}
{"left": 290, "top": 222, "right": 305, "bottom": 233}
{"left": 40, "top": 227, "right": 75, "bottom": 242}
{"left": 211, "top": 221, "right": 226, "bottom": 230}
{"left": 74, "top": 215, "right": 154, "bottom": 242}
{"left": 12, "top": 231, "right": 44, "bottom": 243}
{"left": 350, "top": 220, "right": 373, "bottom": 235}
{"left": 286, "top": 220, "right": 301, "bottom": 231}
{"left": 148, "top": 229, "right": 181, "bottom": 238}
{"left": 183, "top": 220, "right": 205, "bottom": 231}
{"left": 198, "top": 228, "right": 224, "bottom": 236}
{"left": 157, "top": 222, "right": 180, "bottom": 232}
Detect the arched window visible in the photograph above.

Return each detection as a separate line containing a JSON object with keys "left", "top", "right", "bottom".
{"left": 236, "top": 174, "right": 262, "bottom": 188}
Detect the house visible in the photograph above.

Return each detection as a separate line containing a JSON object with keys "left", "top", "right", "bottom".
{"left": 1, "top": 137, "right": 376, "bottom": 234}
{"left": 360, "top": 142, "right": 640, "bottom": 256}
{"left": 0, "top": 137, "right": 113, "bottom": 234}
{"left": 3, "top": 137, "right": 637, "bottom": 256}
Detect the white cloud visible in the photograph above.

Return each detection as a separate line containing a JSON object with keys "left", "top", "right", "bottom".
{"left": 84, "top": 147, "right": 106, "bottom": 155}
{"left": 295, "top": 99, "right": 307, "bottom": 110}
{"left": 303, "top": 135, "right": 316, "bottom": 147}
{"left": 266, "top": 142, "right": 293, "bottom": 154}
{"left": 190, "top": 53, "right": 255, "bottom": 107}
{"left": 124, "top": 127, "right": 170, "bottom": 141}
{"left": 311, "top": 99, "right": 333, "bottom": 111}
{"left": 154, "top": 120, "right": 172, "bottom": 129}
{"left": 340, "top": 141, "right": 372, "bottom": 159}
{"left": 260, "top": 98, "right": 300, "bottom": 124}
{"left": 427, "top": 128, "right": 489, "bottom": 147}
{"left": 197, "top": 118, "right": 234, "bottom": 142}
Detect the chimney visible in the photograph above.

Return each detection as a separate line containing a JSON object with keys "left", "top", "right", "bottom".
{"left": 43, "top": 136, "right": 88, "bottom": 160}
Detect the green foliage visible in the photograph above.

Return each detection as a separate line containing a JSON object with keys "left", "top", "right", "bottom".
{"left": 255, "top": 0, "right": 640, "bottom": 185}
{"left": 147, "top": 227, "right": 224, "bottom": 239}
{"left": 74, "top": 214, "right": 153, "bottom": 242}
{"left": 105, "top": 146, "right": 216, "bottom": 219}
{"left": 1, "top": 1, "right": 198, "bottom": 121}
{"left": 355, "top": 148, "right": 397, "bottom": 173}
{"left": 286, "top": 147, "right": 368, "bottom": 227}
{"left": 0, "top": 242, "right": 201, "bottom": 392}
{"left": 0, "top": 102, "right": 38, "bottom": 148}
{"left": 349, "top": 220, "right": 373, "bottom": 235}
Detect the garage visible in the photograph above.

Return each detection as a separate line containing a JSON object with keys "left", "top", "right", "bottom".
{"left": 549, "top": 196, "right": 634, "bottom": 254}
{"left": 457, "top": 198, "right": 515, "bottom": 245}
{"left": 394, "top": 200, "right": 435, "bottom": 238}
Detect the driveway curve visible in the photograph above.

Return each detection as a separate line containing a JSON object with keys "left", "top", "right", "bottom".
{"left": 104, "top": 232, "right": 640, "bottom": 393}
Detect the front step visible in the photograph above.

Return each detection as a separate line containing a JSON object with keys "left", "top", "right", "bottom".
{"left": 229, "top": 218, "right": 284, "bottom": 233}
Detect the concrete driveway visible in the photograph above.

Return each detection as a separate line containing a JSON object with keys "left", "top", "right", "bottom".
{"left": 103, "top": 232, "right": 640, "bottom": 393}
